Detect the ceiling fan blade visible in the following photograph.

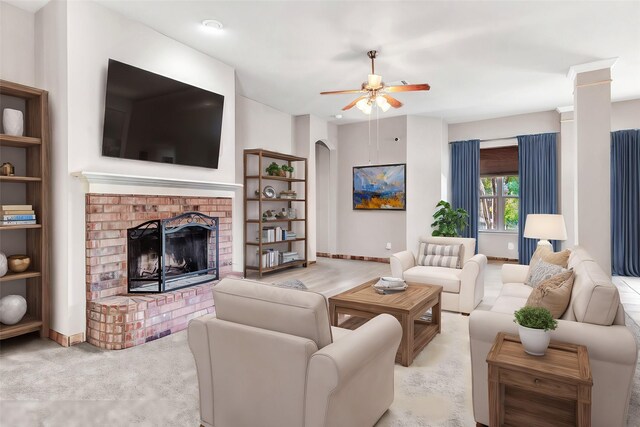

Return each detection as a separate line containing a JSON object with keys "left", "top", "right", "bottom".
{"left": 383, "top": 95, "right": 403, "bottom": 108}
{"left": 342, "top": 96, "right": 367, "bottom": 111}
{"left": 320, "top": 89, "right": 365, "bottom": 95}
{"left": 384, "top": 83, "right": 430, "bottom": 92}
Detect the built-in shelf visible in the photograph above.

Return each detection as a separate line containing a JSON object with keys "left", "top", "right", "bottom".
{"left": 0, "top": 271, "right": 41, "bottom": 282}
{"left": 245, "top": 238, "right": 306, "bottom": 246}
{"left": 0, "top": 224, "right": 41, "bottom": 231}
{"left": 246, "top": 198, "right": 306, "bottom": 202}
{"left": 245, "top": 260, "right": 306, "bottom": 273}
{"left": 0, "top": 175, "right": 42, "bottom": 183}
{"left": 0, "top": 79, "right": 50, "bottom": 341}
{"left": 245, "top": 175, "right": 305, "bottom": 183}
{"left": 0, "top": 134, "right": 41, "bottom": 148}
{"left": 0, "top": 315, "right": 43, "bottom": 340}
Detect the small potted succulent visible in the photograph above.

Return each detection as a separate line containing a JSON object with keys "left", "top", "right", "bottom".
{"left": 281, "top": 164, "right": 294, "bottom": 178}
{"left": 265, "top": 162, "right": 282, "bottom": 176}
{"left": 514, "top": 306, "right": 558, "bottom": 356}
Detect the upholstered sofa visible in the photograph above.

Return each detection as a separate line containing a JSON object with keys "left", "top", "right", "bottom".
{"left": 188, "top": 278, "right": 402, "bottom": 427}
{"left": 390, "top": 235, "right": 487, "bottom": 314}
{"left": 469, "top": 247, "right": 638, "bottom": 427}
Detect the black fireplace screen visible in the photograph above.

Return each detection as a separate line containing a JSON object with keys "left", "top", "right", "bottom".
{"left": 127, "top": 212, "right": 219, "bottom": 293}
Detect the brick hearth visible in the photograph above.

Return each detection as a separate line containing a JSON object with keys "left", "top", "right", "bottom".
{"left": 85, "top": 194, "right": 232, "bottom": 349}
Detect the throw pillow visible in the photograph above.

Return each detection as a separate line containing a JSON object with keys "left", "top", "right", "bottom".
{"left": 529, "top": 246, "right": 571, "bottom": 269}
{"left": 417, "top": 243, "right": 462, "bottom": 268}
{"left": 526, "top": 260, "right": 568, "bottom": 288}
{"left": 526, "top": 269, "right": 575, "bottom": 318}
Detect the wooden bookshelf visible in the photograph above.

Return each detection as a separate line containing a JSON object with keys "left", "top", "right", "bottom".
{"left": 244, "top": 149, "right": 308, "bottom": 278}
{"left": 0, "top": 79, "right": 50, "bottom": 340}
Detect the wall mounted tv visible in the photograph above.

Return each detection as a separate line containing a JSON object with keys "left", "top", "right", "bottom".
{"left": 101, "top": 59, "right": 224, "bottom": 169}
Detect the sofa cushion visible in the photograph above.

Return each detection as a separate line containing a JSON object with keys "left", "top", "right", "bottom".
{"left": 526, "top": 270, "right": 575, "bottom": 318}
{"left": 330, "top": 326, "right": 352, "bottom": 341}
{"left": 491, "top": 295, "right": 529, "bottom": 315}
{"left": 403, "top": 266, "right": 461, "bottom": 293}
{"left": 526, "top": 260, "right": 568, "bottom": 287}
{"left": 500, "top": 283, "right": 534, "bottom": 299}
{"left": 418, "top": 243, "right": 462, "bottom": 268}
{"left": 212, "top": 278, "right": 333, "bottom": 349}
{"left": 530, "top": 246, "right": 571, "bottom": 269}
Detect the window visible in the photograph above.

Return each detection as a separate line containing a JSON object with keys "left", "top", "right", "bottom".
{"left": 479, "top": 176, "right": 519, "bottom": 231}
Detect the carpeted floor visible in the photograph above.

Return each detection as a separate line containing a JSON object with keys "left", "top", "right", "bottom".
{"left": 1, "top": 260, "right": 639, "bottom": 426}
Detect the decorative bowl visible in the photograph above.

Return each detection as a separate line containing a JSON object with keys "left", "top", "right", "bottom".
{"left": 8, "top": 255, "right": 30, "bottom": 273}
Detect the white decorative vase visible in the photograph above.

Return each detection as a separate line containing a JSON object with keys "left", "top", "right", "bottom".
{"left": 0, "top": 252, "right": 7, "bottom": 277}
{"left": 0, "top": 295, "right": 27, "bottom": 325}
{"left": 3, "top": 108, "right": 24, "bottom": 136}
{"left": 518, "top": 325, "right": 551, "bottom": 356}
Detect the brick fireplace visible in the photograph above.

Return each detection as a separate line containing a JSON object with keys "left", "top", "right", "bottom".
{"left": 85, "top": 194, "right": 232, "bottom": 349}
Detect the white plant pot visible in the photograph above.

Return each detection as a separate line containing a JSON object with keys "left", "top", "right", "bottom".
{"left": 518, "top": 325, "right": 551, "bottom": 356}
{"left": 3, "top": 108, "right": 24, "bottom": 136}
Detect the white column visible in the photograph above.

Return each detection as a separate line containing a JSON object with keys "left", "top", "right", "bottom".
{"left": 558, "top": 108, "right": 577, "bottom": 250}
{"left": 569, "top": 59, "right": 616, "bottom": 274}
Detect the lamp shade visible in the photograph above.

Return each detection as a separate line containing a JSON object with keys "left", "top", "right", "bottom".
{"left": 523, "top": 214, "right": 567, "bottom": 241}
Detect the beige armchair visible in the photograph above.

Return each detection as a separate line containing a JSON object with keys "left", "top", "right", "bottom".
{"left": 188, "top": 278, "right": 402, "bottom": 427}
{"left": 391, "top": 235, "right": 486, "bottom": 314}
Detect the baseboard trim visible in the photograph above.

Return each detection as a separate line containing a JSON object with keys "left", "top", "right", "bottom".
{"left": 49, "top": 329, "right": 85, "bottom": 347}
{"left": 486, "top": 256, "right": 518, "bottom": 263}
{"left": 316, "top": 252, "right": 390, "bottom": 264}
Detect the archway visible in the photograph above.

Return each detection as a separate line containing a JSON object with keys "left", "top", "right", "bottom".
{"left": 315, "top": 140, "right": 331, "bottom": 255}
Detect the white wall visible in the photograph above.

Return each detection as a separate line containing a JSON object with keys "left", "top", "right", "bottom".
{"left": 405, "top": 116, "right": 448, "bottom": 254}
{"left": 336, "top": 116, "right": 407, "bottom": 258}
{"left": 0, "top": 2, "right": 35, "bottom": 86}
{"left": 34, "top": 1, "right": 237, "bottom": 336}
{"left": 448, "top": 110, "right": 560, "bottom": 142}
{"left": 478, "top": 232, "right": 518, "bottom": 259}
{"left": 612, "top": 98, "right": 640, "bottom": 131}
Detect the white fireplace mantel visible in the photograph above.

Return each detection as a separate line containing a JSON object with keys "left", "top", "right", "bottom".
{"left": 72, "top": 171, "right": 243, "bottom": 195}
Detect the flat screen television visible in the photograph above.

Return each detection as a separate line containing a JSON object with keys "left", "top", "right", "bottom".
{"left": 101, "top": 59, "right": 224, "bottom": 169}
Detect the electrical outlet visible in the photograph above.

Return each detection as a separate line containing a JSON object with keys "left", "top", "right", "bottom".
{"left": 507, "top": 242, "right": 515, "bottom": 250}
{"left": 385, "top": 242, "right": 392, "bottom": 250}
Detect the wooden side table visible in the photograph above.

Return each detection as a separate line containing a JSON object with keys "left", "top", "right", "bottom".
{"left": 486, "top": 333, "right": 592, "bottom": 427}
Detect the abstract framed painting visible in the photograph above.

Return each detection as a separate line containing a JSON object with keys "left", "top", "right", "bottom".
{"left": 353, "top": 163, "right": 406, "bottom": 210}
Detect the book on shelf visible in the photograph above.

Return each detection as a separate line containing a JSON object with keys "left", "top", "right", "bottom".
{"left": 1, "top": 204, "right": 33, "bottom": 211}
{"left": 2, "top": 214, "right": 36, "bottom": 221}
{"left": 0, "top": 210, "right": 35, "bottom": 215}
{"left": 0, "top": 220, "right": 37, "bottom": 225}
{"left": 259, "top": 249, "right": 280, "bottom": 268}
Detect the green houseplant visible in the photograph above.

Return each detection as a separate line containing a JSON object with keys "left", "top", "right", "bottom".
{"left": 431, "top": 200, "right": 469, "bottom": 237}
{"left": 281, "top": 164, "right": 294, "bottom": 177}
{"left": 265, "top": 162, "right": 282, "bottom": 176}
{"left": 514, "top": 306, "right": 558, "bottom": 356}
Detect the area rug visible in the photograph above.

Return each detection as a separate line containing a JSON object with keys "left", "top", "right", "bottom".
{"left": 273, "top": 278, "right": 308, "bottom": 290}
{"left": 0, "top": 311, "right": 638, "bottom": 426}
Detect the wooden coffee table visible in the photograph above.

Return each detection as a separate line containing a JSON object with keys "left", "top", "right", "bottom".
{"left": 328, "top": 279, "right": 442, "bottom": 366}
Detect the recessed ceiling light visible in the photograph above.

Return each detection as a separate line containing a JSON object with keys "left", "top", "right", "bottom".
{"left": 202, "top": 19, "right": 224, "bottom": 31}
{"left": 335, "top": 114, "right": 343, "bottom": 119}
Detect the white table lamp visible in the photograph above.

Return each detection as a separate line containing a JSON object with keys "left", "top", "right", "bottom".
{"left": 523, "top": 214, "right": 567, "bottom": 247}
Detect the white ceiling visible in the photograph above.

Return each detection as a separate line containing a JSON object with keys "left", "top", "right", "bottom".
{"left": 15, "top": 1, "right": 640, "bottom": 123}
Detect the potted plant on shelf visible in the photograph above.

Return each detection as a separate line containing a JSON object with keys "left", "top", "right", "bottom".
{"left": 265, "top": 162, "right": 282, "bottom": 177}
{"left": 431, "top": 200, "right": 469, "bottom": 237}
{"left": 513, "top": 306, "right": 558, "bottom": 356}
{"left": 281, "top": 164, "right": 294, "bottom": 178}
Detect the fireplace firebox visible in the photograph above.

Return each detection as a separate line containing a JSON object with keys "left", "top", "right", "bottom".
{"left": 127, "top": 212, "right": 219, "bottom": 293}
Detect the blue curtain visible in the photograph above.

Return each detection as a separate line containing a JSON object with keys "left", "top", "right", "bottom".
{"left": 451, "top": 140, "right": 480, "bottom": 251}
{"left": 518, "top": 133, "right": 559, "bottom": 264}
{"left": 611, "top": 129, "right": 640, "bottom": 277}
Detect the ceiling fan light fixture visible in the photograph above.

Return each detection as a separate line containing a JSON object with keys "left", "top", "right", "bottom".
{"left": 367, "top": 74, "right": 382, "bottom": 89}
{"left": 356, "top": 98, "right": 369, "bottom": 111}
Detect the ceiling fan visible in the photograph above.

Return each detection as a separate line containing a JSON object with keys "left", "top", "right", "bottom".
{"left": 320, "top": 50, "right": 430, "bottom": 114}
